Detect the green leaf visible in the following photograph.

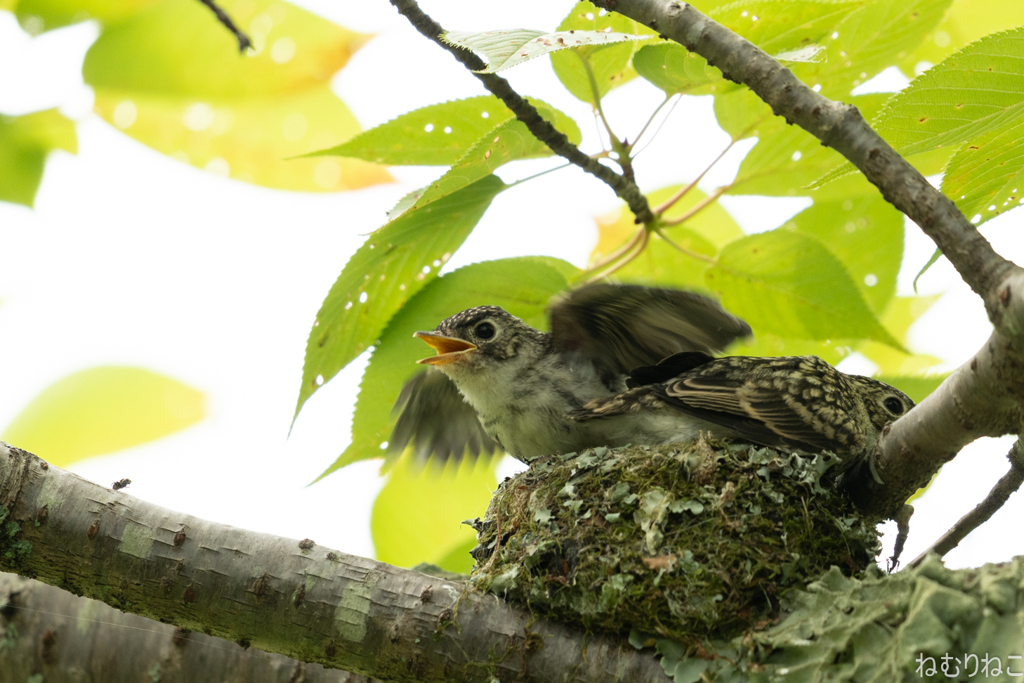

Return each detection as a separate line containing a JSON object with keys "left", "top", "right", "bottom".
{"left": 899, "top": 0, "right": 1024, "bottom": 76}
{"left": 633, "top": 44, "right": 725, "bottom": 95}
{"left": 443, "top": 28, "right": 651, "bottom": 74}
{"left": 2, "top": 367, "right": 205, "bottom": 467}
{"left": 942, "top": 117, "right": 1024, "bottom": 228}
{"left": 15, "top": 0, "right": 160, "bottom": 33}
{"left": 874, "top": 26, "right": 1024, "bottom": 158}
{"left": 319, "top": 256, "right": 578, "bottom": 477}
{"left": 913, "top": 247, "right": 944, "bottom": 291}
{"left": 713, "top": 0, "right": 864, "bottom": 61}
{"left": 706, "top": 230, "right": 903, "bottom": 348}
{"left": 371, "top": 454, "right": 496, "bottom": 571}
{"left": 782, "top": 193, "right": 903, "bottom": 314}
{"left": 728, "top": 93, "right": 887, "bottom": 197}
{"left": 550, "top": 1, "right": 650, "bottom": 105}
{"left": 813, "top": 0, "right": 952, "bottom": 95}
{"left": 296, "top": 175, "right": 507, "bottom": 424}
{"left": 859, "top": 295, "right": 944, "bottom": 374}
{"left": 712, "top": 88, "right": 774, "bottom": 140}
{"left": 303, "top": 96, "right": 516, "bottom": 166}
{"left": 392, "top": 105, "right": 582, "bottom": 220}
{"left": 83, "top": 0, "right": 392, "bottom": 192}
{"left": 874, "top": 373, "right": 947, "bottom": 404}
{"left": 0, "top": 109, "right": 77, "bottom": 207}
{"left": 728, "top": 334, "right": 848, "bottom": 365}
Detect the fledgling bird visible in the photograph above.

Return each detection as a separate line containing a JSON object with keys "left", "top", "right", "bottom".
{"left": 570, "top": 352, "right": 914, "bottom": 467}
{"left": 390, "top": 283, "right": 752, "bottom": 462}
{"left": 390, "top": 284, "right": 914, "bottom": 468}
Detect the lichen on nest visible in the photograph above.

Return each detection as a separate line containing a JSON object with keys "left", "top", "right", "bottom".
{"left": 466, "top": 438, "right": 880, "bottom": 641}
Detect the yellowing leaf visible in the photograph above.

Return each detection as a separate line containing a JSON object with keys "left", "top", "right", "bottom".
{"left": 371, "top": 454, "right": 496, "bottom": 573}
{"left": 83, "top": 0, "right": 391, "bottom": 192}
{"left": 0, "top": 109, "right": 77, "bottom": 207}
{"left": 15, "top": 0, "right": 161, "bottom": 33}
{"left": 2, "top": 367, "right": 205, "bottom": 467}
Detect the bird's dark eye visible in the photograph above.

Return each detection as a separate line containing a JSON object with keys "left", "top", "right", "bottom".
{"left": 474, "top": 321, "right": 496, "bottom": 340}
{"left": 883, "top": 396, "right": 905, "bottom": 416}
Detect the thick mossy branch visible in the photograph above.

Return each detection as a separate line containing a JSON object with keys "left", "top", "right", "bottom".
{"left": 468, "top": 441, "right": 879, "bottom": 642}
{"left": 0, "top": 441, "right": 669, "bottom": 683}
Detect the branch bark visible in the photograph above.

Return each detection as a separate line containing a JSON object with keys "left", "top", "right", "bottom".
{"left": 0, "top": 573, "right": 370, "bottom": 683}
{"left": 0, "top": 442, "right": 666, "bottom": 683}
{"left": 592, "top": 0, "right": 1024, "bottom": 518}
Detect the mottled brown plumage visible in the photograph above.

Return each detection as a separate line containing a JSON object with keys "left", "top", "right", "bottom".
{"left": 570, "top": 352, "right": 914, "bottom": 461}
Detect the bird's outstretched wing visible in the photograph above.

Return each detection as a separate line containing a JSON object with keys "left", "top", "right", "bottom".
{"left": 654, "top": 356, "right": 858, "bottom": 453}
{"left": 388, "top": 370, "right": 500, "bottom": 463}
{"left": 548, "top": 284, "right": 751, "bottom": 386}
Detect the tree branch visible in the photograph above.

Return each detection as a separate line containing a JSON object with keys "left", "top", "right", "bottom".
{"left": 593, "top": 0, "right": 1024, "bottom": 518}
{"left": 196, "top": 0, "right": 252, "bottom": 53}
{"left": 908, "top": 440, "right": 1024, "bottom": 568}
{"left": 389, "top": 0, "right": 654, "bottom": 225}
{"left": 0, "top": 573, "right": 372, "bottom": 683}
{"left": 0, "top": 442, "right": 667, "bottom": 683}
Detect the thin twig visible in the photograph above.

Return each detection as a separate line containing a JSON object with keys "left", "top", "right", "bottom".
{"left": 660, "top": 185, "right": 729, "bottom": 226}
{"left": 908, "top": 440, "right": 1024, "bottom": 569}
{"left": 196, "top": 0, "right": 252, "bottom": 53}
{"left": 390, "top": 0, "right": 654, "bottom": 225}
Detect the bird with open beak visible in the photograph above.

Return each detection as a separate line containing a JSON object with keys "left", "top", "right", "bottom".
{"left": 390, "top": 283, "right": 915, "bottom": 469}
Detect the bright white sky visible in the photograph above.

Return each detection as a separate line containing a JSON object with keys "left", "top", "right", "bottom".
{"left": 0, "top": 0, "right": 1022, "bottom": 570}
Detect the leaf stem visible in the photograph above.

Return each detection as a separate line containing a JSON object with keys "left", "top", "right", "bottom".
{"left": 660, "top": 185, "right": 730, "bottom": 226}
{"left": 584, "top": 227, "right": 650, "bottom": 283}
{"left": 632, "top": 94, "right": 674, "bottom": 151}
{"left": 654, "top": 227, "right": 717, "bottom": 265}
{"left": 654, "top": 141, "right": 735, "bottom": 216}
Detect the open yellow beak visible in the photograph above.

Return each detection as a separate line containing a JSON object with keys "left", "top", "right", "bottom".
{"left": 414, "top": 331, "right": 478, "bottom": 366}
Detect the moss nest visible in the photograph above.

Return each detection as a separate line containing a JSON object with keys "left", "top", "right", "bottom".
{"left": 467, "top": 439, "right": 880, "bottom": 641}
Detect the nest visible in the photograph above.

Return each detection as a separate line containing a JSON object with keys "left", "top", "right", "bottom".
{"left": 467, "top": 439, "right": 880, "bottom": 641}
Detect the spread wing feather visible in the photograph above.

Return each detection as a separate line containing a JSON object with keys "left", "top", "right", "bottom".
{"left": 388, "top": 370, "right": 499, "bottom": 463}
{"left": 548, "top": 284, "right": 751, "bottom": 387}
